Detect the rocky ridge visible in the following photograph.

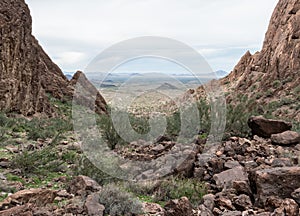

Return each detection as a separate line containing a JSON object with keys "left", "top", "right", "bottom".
{"left": 192, "top": 0, "right": 300, "bottom": 121}
{"left": 0, "top": 0, "right": 107, "bottom": 116}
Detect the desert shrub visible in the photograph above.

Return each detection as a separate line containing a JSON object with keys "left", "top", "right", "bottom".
{"left": 121, "top": 180, "right": 160, "bottom": 197}
{"left": 197, "top": 99, "right": 211, "bottom": 132}
{"left": 25, "top": 118, "right": 72, "bottom": 141}
{"left": 99, "top": 183, "right": 143, "bottom": 216}
{"left": 256, "top": 92, "right": 263, "bottom": 99}
{"left": 11, "top": 146, "right": 63, "bottom": 176}
{"left": 154, "top": 176, "right": 206, "bottom": 207}
{"left": 74, "top": 155, "right": 115, "bottom": 185}
{"left": 265, "top": 89, "right": 273, "bottom": 97}
{"left": 294, "top": 86, "right": 300, "bottom": 95}
{"left": 97, "top": 112, "right": 127, "bottom": 150}
{"left": 273, "top": 80, "right": 281, "bottom": 88}
{"left": 165, "top": 111, "right": 181, "bottom": 139}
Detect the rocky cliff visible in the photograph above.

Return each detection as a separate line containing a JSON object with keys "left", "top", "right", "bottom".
{"left": 0, "top": 0, "right": 107, "bottom": 116}
{"left": 220, "top": 0, "right": 300, "bottom": 121}
{"left": 190, "top": 0, "right": 300, "bottom": 121}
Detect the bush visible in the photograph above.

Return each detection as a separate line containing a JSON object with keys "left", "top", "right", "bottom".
{"left": 154, "top": 176, "right": 206, "bottom": 207}
{"left": 25, "top": 118, "right": 72, "bottom": 141}
{"left": 273, "top": 80, "right": 281, "bottom": 88}
{"left": 11, "top": 146, "right": 63, "bottom": 176}
{"left": 74, "top": 155, "right": 115, "bottom": 185}
{"left": 99, "top": 184, "right": 143, "bottom": 216}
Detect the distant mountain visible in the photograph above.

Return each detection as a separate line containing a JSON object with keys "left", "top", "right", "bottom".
{"left": 157, "top": 82, "right": 179, "bottom": 90}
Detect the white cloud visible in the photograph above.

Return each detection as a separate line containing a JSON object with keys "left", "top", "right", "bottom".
{"left": 26, "top": 0, "right": 278, "bottom": 72}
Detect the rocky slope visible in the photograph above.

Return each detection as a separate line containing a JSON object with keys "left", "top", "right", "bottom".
{"left": 0, "top": 0, "right": 107, "bottom": 116}
{"left": 193, "top": 0, "right": 300, "bottom": 121}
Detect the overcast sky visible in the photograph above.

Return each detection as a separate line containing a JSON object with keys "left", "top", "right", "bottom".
{"left": 26, "top": 0, "right": 278, "bottom": 73}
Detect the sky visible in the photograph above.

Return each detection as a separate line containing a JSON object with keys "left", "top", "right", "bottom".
{"left": 26, "top": 0, "right": 278, "bottom": 73}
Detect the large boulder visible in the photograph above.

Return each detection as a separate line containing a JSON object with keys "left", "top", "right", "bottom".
{"left": 251, "top": 167, "right": 300, "bottom": 206}
{"left": 248, "top": 116, "right": 292, "bottom": 138}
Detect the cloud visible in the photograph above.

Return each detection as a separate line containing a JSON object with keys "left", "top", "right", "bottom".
{"left": 26, "top": 0, "right": 278, "bottom": 72}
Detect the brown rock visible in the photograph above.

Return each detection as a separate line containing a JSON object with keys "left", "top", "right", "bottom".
{"left": 215, "top": 197, "right": 235, "bottom": 210}
{"left": 142, "top": 202, "right": 165, "bottom": 215}
{"left": 251, "top": 167, "right": 300, "bottom": 206}
{"left": 271, "top": 131, "right": 300, "bottom": 145}
{"left": 0, "top": 189, "right": 57, "bottom": 209}
{"left": 164, "top": 197, "right": 193, "bottom": 216}
{"left": 233, "top": 194, "right": 252, "bottom": 211}
{"left": 248, "top": 116, "right": 292, "bottom": 138}
{"left": 274, "top": 198, "right": 299, "bottom": 216}
{"left": 0, "top": 203, "right": 34, "bottom": 216}
{"left": 68, "top": 175, "right": 101, "bottom": 197}
{"left": 232, "top": 181, "right": 252, "bottom": 196}
{"left": 69, "top": 71, "right": 107, "bottom": 115}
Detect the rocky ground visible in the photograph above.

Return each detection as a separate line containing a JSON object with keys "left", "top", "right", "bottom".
{"left": 0, "top": 115, "right": 299, "bottom": 216}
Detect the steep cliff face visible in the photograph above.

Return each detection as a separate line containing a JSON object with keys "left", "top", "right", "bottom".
{"left": 0, "top": 0, "right": 107, "bottom": 116}
{"left": 220, "top": 0, "right": 300, "bottom": 120}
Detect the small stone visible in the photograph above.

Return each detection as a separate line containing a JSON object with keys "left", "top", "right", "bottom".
{"left": 291, "top": 188, "right": 300, "bottom": 205}
{"left": 233, "top": 194, "right": 252, "bottom": 211}
{"left": 202, "top": 194, "right": 215, "bottom": 211}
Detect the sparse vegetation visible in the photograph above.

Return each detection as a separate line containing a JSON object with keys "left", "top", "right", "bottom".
{"left": 154, "top": 176, "right": 206, "bottom": 207}
{"left": 99, "top": 183, "right": 143, "bottom": 216}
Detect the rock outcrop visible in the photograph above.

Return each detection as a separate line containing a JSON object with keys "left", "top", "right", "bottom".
{"left": 189, "top": 0, "right": 300, "bottom": 121}
{"left": 220, "top": 0, "right": 300, "bottom": 121}
{"left": 0, "top": 0, "right": 107, "bottom": 116}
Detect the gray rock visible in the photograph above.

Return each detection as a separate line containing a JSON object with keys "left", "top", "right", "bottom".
{"left": 213, "top": 166, "right": 248, "bottom": 190}
{"left": 251, "top": 167, "right": 300, "bottom": 206}
{"left": 202, "top": 194, "right": 215, "bottom": 211}
{"left": 224, "top": 160, "right": 241, "bottom": 169}
{"left": 84, "top": 193, "right": 105, "bottom": 216}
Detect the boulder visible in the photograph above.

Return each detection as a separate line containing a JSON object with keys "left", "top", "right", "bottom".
{"left": 248, "top": 116, "right": 292, "bottom": 138}
{"left": 213, "top": 166, "right": 248, "bottom": 190}
{"left": 271, "top": 131, "right": 300, "bottom": 145}
{"left": 0, "top": 189, "right": 57, "bottom": 209}
{"left": 251, "top": 167, "right": 300, "bottom": 206}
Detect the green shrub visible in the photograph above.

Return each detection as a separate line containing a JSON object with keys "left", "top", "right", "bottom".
{"left": 74, "top": 156, "right": 115, "bottom": 185}
{"left": 25, "top": 118, "right": 72, "bottom": 141}
{"left": 99, "top": 184, "right": 143, "bottom": 216}
{"left": 154, "top": 176, "right": 206, "bottom": 207}
{"left": 11, "top": 146, "right": 63, "bottom": 176}
{"left": 273, "top": 80, "right": 281, "bottom": 88}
